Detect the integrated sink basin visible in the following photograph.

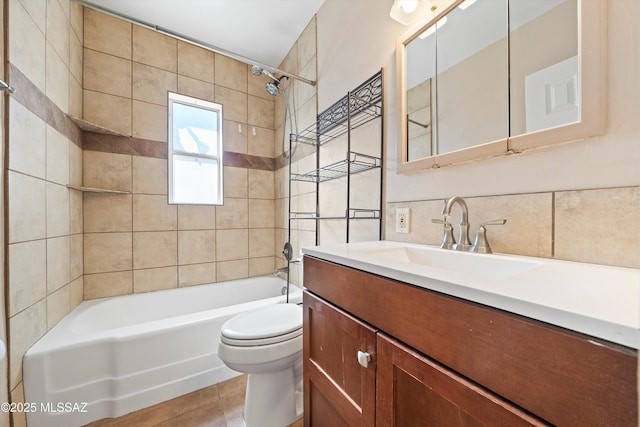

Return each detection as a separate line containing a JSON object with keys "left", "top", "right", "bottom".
{"left": 302, "top": 240, "right": 640, "bottom": 349}
{"left": 348, "top": 244, "right": 540, "bottom": 280}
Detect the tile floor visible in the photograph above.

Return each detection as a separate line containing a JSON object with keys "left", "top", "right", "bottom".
{"left": 84, "top": 374, "right": 304, "bottom": 427}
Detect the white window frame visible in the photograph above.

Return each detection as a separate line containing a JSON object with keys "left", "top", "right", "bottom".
{"left": 168, "top": 92, "right": 224, "bottom": 205}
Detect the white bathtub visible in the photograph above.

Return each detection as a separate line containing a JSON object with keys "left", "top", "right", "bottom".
{"left": 23, "top": 276, "right": 302, "bottom": 427}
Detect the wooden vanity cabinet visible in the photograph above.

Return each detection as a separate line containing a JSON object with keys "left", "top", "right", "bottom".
{"left": 303, "top": 256, "right": 638, "bottom": 427}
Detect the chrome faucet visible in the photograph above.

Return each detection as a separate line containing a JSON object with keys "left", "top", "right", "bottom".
{"left": 441, "top": 196, "right": 472, "bottom": 251}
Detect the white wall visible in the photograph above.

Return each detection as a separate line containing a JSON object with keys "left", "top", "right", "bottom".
{"left": 316, "top": 0, "right": 639, "bottom": 203}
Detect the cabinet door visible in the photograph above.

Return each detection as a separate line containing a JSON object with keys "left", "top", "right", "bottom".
{"left": 304, "top": 291, "right": 377, "bottom": 427}
{"left": 376, "top": 334, "right": 550, "bottom": 427}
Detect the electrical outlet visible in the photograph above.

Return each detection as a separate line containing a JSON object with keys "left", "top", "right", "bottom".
{"left": 396, "top": 208, "right": 410, "bottom": 233}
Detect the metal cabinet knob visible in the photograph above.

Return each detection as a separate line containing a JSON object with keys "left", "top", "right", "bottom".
{"left": 357, "top": 351, "right": 371, "bottom": 368}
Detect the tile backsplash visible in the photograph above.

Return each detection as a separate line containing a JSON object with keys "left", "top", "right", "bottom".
{"left": 386, "top": 186, "right": 640, "bottom": 269}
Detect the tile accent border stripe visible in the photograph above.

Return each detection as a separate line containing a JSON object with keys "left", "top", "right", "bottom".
{"left": 10, "top": 63, "right": 278, "bottom": 172}
{"left": 9, "top": 63, "right": 82, "bottom": 147}
{"left": 83, "top": 131, "right": 277, "bottom": 171}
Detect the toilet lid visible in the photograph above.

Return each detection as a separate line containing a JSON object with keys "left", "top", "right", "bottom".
{"left": 220, "top": 304, "right": 303, "bottom": 346}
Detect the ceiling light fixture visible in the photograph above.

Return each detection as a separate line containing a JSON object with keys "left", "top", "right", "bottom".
{"left": 390, "top": 0, "right": 432, "bottom": 25}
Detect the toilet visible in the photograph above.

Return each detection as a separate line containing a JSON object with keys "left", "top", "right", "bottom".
{"left": 218, "top": 303, "right": 303, "bottom": 427}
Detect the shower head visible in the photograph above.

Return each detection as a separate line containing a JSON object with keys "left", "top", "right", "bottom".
{"left": 251, "top": 64, "right": 286, "bottom": 96}
{"left": 251, "top": 65, "right": 264, "bottom": 76}
{"left": 265, "top": 80, "right": 281, "bottom": 96}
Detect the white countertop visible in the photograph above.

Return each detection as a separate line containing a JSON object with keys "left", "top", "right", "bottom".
{"left": 302, "top": 241, "right": 640, "bottom": 349}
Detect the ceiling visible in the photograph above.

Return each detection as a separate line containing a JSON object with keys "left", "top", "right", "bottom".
{"left": 85, "top": 0, "right": 326, "bottom": 68}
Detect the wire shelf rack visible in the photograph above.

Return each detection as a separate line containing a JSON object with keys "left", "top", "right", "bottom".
{"left": 291, "top": 152, "right": 381, "bottom": 183}
{"left": 291, "top": 71, "right": 383, "bottom": 147}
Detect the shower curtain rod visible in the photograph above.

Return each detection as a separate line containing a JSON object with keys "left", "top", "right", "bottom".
{"left": 73, "top": 0, "right": 317, "bottom": 87}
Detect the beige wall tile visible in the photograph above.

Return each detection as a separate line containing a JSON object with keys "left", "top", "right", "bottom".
{"left": 133, "top": 26, "right": 177, "bottom": 72}
{"left": 178, "top": 263, "right": 216, "bottom": 287}
{"left": 178, "top": 41, "right": 214, "bottom": 83}
{"left": 133, "top": 231, "right": 177, "bottom": 269}
{"left": 134, "top": 267, "right": 177, "bottom": 293}
{"left": 84, "top": 48, "right": 132, "bottom": 98}
{"left": 297, "top": 18, "right": 316, "bottom": 71}
{"left": 84, "top": 232, "right": 132, "bottom": 274}
{"left": 223, "top": 120, "right": 248, "bottom": 154}
{"left": 84, "top": 271, "right": 133, "bottom": 299}
{"left": 248, "top": 169, "right": 275, "bottom": 199}
{"left": 70, "top": 1, "right": 84, "bottom": 37}
{"left": 223, "top": 166, "right": 248, "bottom": 198}
{"left": 46, "top": 41, "right": 69, "bottom": 113}
{"left": 46, "top": 0, "right": 69, "bottom": 64}
{"left": 69, "top": 25, "right": 83, "bottom": 82}
{"left": 83, "top": 90, "right": 132, "bottom": 136}
{"left": 69, "top": 75, "right": 83, "bottom": 120}
{"left": 46, "top": 126, "right": 70, "bottom": 185}
{"left": 69, "top": 233, "right": 83, "bottom": 280}
{"left": 83, "top": 150, "right": 132, "bottom": 192}
{"left": 177, "top": 75, "right": 215, "bottom": 102}
{"left": 133, "top": 156, "right": 167, "bottom": 195}
{"left": 9, "top": 0, "right": 46, "bottom": 92}
{"left": 249, "top": 199, "right": 275, "bottom": 228}
{"left": 69, "top": 276, "right": 84, "bottom": 312}
{"left": 46, "top": 182, "right": 70, "bottom": 237}
{"left": 296, "top": 60, "right": 317, "bottom": 108}
{"left": 69, "top": 189, "right": 83, "bottom": 235}
{"left": 133, "top": 62, "right": 177, "bottom": 106}
{"left": 216, "top": 198, "right": 248, "bottom": 229}
{"left": 9, "top": 300, "right": 46, "bottom": 390}
{"left": 47, "top": 283, "right": 71, "bottom": 329}
{"left": 8, "top": 172, "right": 46, "bottom": 244}
{"left": 214, "top": 55, "right": 248, "bottom": 92}
{"left": 18, "top": 0, "right": 46, "bottom": 32}
{"left": 133, "top": 194, "right": 177, "bottom": 231}
{"left": 9, "top": 99, "right": 46, "bottom": 179}
{"left": 249, "top": 257, "right": 275, "bottom": 277}
{"left": 69, "top": 141, "right": 83, "bottom": 188}
{"left": 216, "top": 229, "right": 248, "bottom": 261}
{"left": 10, "top": 381, "right": 26, "bottom": 427}
{"left": 248, "top": 95, "right": 275, "bottom": 129}
{"left": 47, "top": 236, "right": 70, "bottom": 294}
{"left": 84, "top": 8, "right": 131, "bottom": 59}
{"left": 248, "top": 126, "right": 275, "bottom": 158}
{"left": 466, "top": 193, "right": 552, "bottom": 257}
{"left": 8, "top": 240, "right": 47, "bottom": 317}
{"left": 280, "top": 43, "right": 298, "bottom": 75}
{"left": 217, "top": 259, "right": 249, "bottom": 282}
{"left": 215, "top": 86, "right": 247, "bottom": 123}
{"left": 178, "top": 205, "right": 216, "bottom": 230}
{"left": 249, "top": 229, "right": 275, "bottom": 258}
{"left": 132, "top": 100, "right": 167, "bottom": 141}
{"left": 178, "top": 230, "right": 216, "bottom": 265}
{"left": 84, "top": 193, "right": 132, "bottom": 232}
{"left": 555, "top": 187, "right": 640, "bottom": 268}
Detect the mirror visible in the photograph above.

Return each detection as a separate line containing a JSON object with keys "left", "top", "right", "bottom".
{"left": 397, "top": 0, "right": 605, "bottom": 172}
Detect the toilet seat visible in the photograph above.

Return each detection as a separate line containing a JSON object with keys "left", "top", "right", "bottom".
{"left": 220, "top": 304, "right": 302, "bottom": 347}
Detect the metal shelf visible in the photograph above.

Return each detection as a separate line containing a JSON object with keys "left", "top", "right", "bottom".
{"left": 291, "top": 152, "right": 381, "bottom": 183}
{"left": 289, "top": 209, "right": 381, "bottom": 221}
{"left": 291, "top": 71, "right": 383, "bottom": 147}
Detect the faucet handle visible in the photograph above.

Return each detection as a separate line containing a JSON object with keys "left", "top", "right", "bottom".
{"left": 431, "top": 218, "right": 456, "bottom": 250}
{"left": 471, "top": 219, "right": 506, "bottom": 254}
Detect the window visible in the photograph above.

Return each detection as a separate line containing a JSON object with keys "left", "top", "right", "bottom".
{"left": 168, "top": 93, "right": 224, "bottom": 205}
